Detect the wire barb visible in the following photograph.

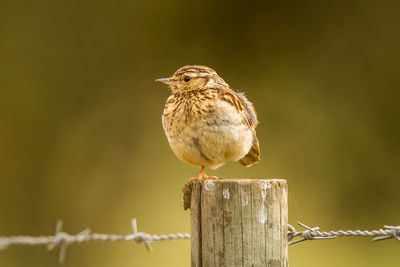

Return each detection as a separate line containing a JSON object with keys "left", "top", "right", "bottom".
{"left": 288, "top": 222, "right": 337, "bottom": 245}
{"left": 131, "top": 218, "right": 152, "bottom": 252}
{"left": 46, "top": 220, "right": 92, "bottom": 263}
{"left": 372, "top": 225, "right": 400, "bottom": 242}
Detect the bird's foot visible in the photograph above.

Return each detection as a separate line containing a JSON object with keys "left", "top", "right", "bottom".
{"left": 201, "top": 175, "right": 218, "bottom": 180}
{"left": 188, "top": 166, "right": 219, "bottom": 184}
{"left": 198, "top": 165, "right": 218, "bottom": 181}
{"left": 189, "top": 177, "right": 202, "bottom": 183}
{"left": 188, "top": 175, "right": 218, "bottom": 184}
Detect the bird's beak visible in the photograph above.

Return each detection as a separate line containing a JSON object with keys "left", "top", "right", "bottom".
{"left": 155, "top": 77, "right": 176, "bottom": 86}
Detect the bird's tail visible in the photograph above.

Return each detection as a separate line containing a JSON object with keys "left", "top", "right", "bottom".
{"left": 239, "top": 136, "right": 260, "bottom": 167}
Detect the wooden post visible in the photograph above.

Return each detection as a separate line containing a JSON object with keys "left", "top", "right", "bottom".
{"left": 186, "top": 179, "right": 288, "bottom": 267}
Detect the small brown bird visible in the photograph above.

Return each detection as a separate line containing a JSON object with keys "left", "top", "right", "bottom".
{"left": 156, "top": 65, "right": 260, "bottom": 179}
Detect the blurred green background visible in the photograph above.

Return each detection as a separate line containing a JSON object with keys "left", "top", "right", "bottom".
{"left": 0, "top": 0, "right": 399, "bottom": 266}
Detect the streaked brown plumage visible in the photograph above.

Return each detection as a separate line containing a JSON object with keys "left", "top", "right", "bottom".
{"left": 156, "top": 65, "right": 260, "bottom": 179}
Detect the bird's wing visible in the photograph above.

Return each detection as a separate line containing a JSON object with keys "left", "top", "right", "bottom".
{"left": 219, "top": 88, "right": 260, "bottom": 166}
{"left": 219, "top": 88, "right": 258, "bottom": 129}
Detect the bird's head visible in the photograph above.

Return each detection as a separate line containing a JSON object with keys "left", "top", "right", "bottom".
{"left": 155, "top": 65, "right": 228, "bottom": 93}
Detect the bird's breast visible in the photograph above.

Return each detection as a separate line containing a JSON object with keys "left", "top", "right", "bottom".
{"left": 163, "top": 93, "right": 207, "bottom": 128}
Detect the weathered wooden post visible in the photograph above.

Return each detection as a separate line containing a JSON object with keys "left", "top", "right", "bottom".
{"left": 184, "top": 179, "right": 288, "bottom": 267}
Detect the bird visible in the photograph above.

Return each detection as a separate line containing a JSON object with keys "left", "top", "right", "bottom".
{"left": 156, "top": 65, "right": 260, "bottom": 180}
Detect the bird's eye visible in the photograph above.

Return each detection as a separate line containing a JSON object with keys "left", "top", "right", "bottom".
{"left": 184, "top": 76, "right": 191, "bottom": 82}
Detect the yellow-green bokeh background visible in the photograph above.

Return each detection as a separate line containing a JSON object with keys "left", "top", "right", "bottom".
{"left": 1, "top": 1, "right": 399, "bottom": 266}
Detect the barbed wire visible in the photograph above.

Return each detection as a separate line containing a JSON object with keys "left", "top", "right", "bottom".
{"left": 287, "top": 222, "right": 400, "bottom": 245}
{"left": 0, "top": 219, "right": 398, "bottom": 263}
{"left": 0, "top": 218, "right": 190, "bottom": 263}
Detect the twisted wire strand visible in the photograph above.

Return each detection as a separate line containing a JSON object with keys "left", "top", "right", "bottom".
{"left": 0, "top": 219, "right": 398, "bottom": 263}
